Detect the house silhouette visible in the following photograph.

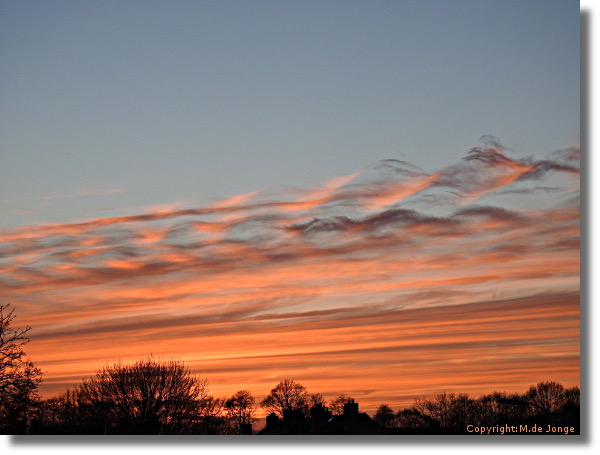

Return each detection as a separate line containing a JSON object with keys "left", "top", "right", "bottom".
{"left": 259, "top": 399, "right": 383, "bottom": 435}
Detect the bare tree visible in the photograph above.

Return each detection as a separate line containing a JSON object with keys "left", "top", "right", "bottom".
{"left": 476, "top": 391, "right": 533, "bottom": 426}
{"left": 34, "top": 386, "right": 103, "bottom": 433}
{"left": 564, "top": 386, "right": 580, "bottom": 407}
{"left": 413, "top": 392, "right": 457, "bottom": 428}
{"left": 395, "top": 407, "right": 436, "bottom": 428}
{"left": 447, "top": 393, "right": 475, "bottom": 428}
{"left": 225, "top": 390, "right": 256, "bottom": 434}
{"left": 525, "top": 381, "right": 566, "bottom": 414}
{"left": 75, "top": 358, "right": 209, "bottom": 434}
{"left": 0, "top": 304, "right": 42, "bottom": 434}
{"left": 260, "top": 379, "right": 309, "bottom": 417}
{"left": 373, "top": 404, "right": 395, "bottom": 428}
{"left": 309, "top": 393, "right": 326, "bottom": 407}
{"left": 329, "top": 394, "right": 354, "bottom": 415}
{"left": 197, "top": 395, "right": 228, "bottom": 434}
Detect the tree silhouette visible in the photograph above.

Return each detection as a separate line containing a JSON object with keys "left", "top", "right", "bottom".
{"left": 0, "top": 304, "right": 42, "bottom": 434}
{"left": 395, "top": 407, "right": 436, "bottom": 429}
{"left": 225, "top": 390, "right": 256, "bottom": 434}
{"left": 564, "top": 386, "right": 580, "bottom": 408}
{"left": 30, "top": 365, "right": 579, "bottom": 435}
{"left": 35, "top": 386, "right": 105, "bottom": 433}
{"left": 373, "top": 404, "right": 395, "bottom": 428}
{"left": 413, "top": 392, "right": 476, "bottom": 428}
{"left": 75, "top": 358, "right": 208, "bottom": 434}
{"left": 329, "top": 394, "right": 354, "bottom": 415}
{"left": 388, "top": 382, "right": 580, "bottom": 433}
{"left": 525, "top": 381, "right": 565, "bottom": 414}
{"left": 309, "top": 393, "right": 326, "bottom": 407}
{"left": 197, "top": 395, "right": 228, "bottom": 434}
{"left": 260, "top": 379, "right": 309, "bottom": 417}
{"left": 472, "top": 392, "right": 519, "bottom": 426}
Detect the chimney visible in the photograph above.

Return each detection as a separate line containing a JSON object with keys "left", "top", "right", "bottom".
{"left": 343, "top": 399, "right": 359, "bottom": 416}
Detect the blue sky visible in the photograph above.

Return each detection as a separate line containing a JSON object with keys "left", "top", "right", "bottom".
{"left": 0, "top": 0, "right": 579, "bottom": 229}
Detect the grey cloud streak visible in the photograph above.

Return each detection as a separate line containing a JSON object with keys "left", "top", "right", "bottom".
{"left": 0, "top": 140, "right": 580, "bottom": 297}
{"left": 0, "top": 139, "right": 580, "bottom": 405}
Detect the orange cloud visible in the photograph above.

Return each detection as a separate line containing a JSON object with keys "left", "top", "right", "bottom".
{"left": 2, "top": 142, "right": 579, "bottom": 413}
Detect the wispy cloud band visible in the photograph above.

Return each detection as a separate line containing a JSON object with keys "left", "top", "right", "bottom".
{"left": 1, "top": 139, "right": 580, "bottom": 409}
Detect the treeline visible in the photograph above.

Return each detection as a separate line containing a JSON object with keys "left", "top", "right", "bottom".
{"left": 30, "top": 364, "right": 363, "bottom": 434}
{"left": 33, "top": 359, "right": 253, "bottom": 435}
{"left": 0, "top": 304, "right": 581, "bottom": 435}
{"left": 372, "top": 382, "right": 580, "bottom": 434}
{"left": 26, "top": 359, "right": 582, "bottom": 435}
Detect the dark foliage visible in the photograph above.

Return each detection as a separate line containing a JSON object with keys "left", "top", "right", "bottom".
{"left": 0, "top": 304, "right": 42, "bottom": 434}
{"left": 34, "top": 358, "right": 209, "bottom": 434}
{"left": 373, "top": 404, "right": 395, "bottom": 428}
{"left": 329, "top": 394, "right": 355, "bottom": 415}
{"left": 30, "top": 362, "right": 579, "bottom": 435}
{"left": 388, "top": 382, "right": 580, "bottom": 434}
{"left": 225, "top": 390, "right": 256, "bottom": 434}
{"left": 260, "top": 379, "right": 309, "bottom": 417}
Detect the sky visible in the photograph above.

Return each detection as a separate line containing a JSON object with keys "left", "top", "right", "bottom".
{"left": 0, "top": 0, "right": 580, "bottom": 415}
